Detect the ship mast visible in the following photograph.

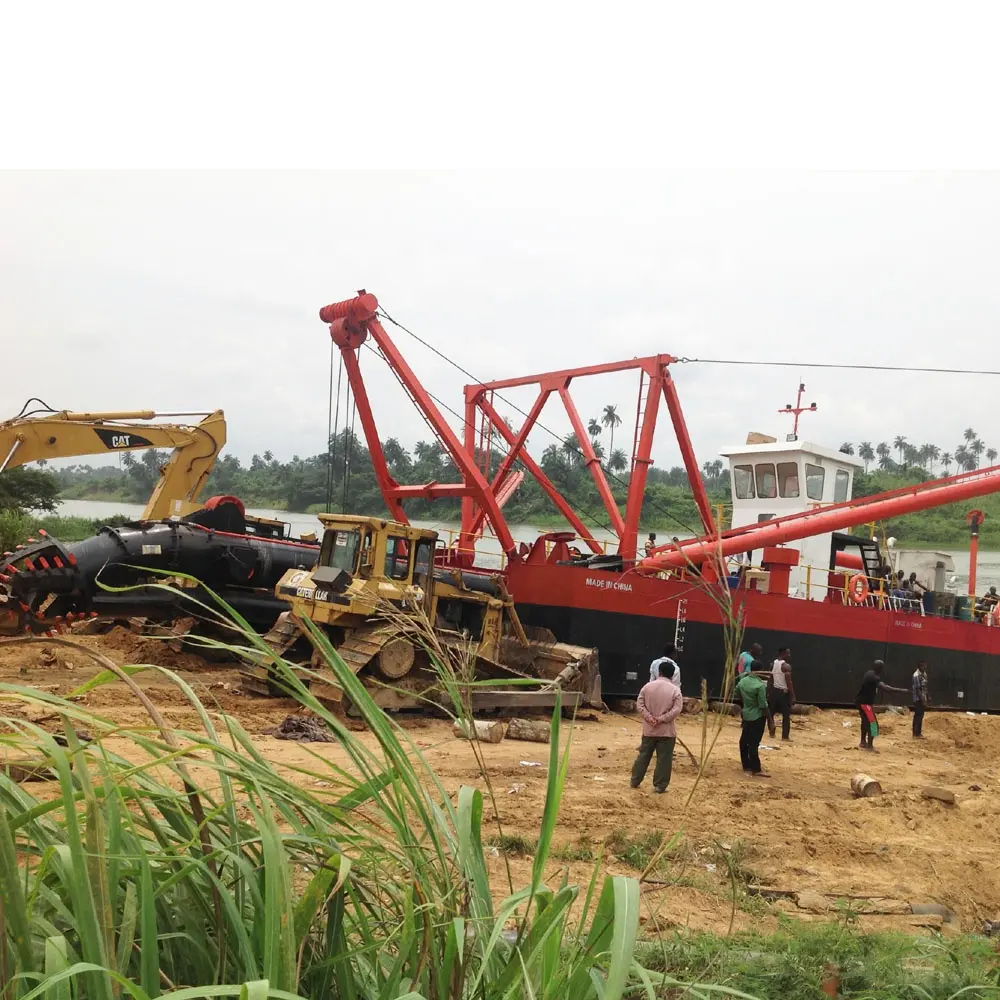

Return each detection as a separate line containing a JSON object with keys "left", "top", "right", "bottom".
{"left": 777, "top": 381, "right": 817, "bottom": 441}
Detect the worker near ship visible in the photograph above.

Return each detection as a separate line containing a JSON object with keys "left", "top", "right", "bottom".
{"left": 649, "top": 644, "right": 681, "bottom": 690}
{"left": 631, "top": 661, "right": 684, "bottom": 793}
{"left": 737, "top": 642, "right": 763, "bottom": 676}
{"left": 644, "top": 532, "right": 657, "bottom": 557}
{"left": 911, "top": 661, "right": 930, "bottom": 738}
{"left": 856, "top": 660, "right": 908, "bottom": 752}
{"left": 736, "top": 659, "right": 772, "bottom": 777}
{"left": 769, "top": 647, "right": 796, "bottom": 741}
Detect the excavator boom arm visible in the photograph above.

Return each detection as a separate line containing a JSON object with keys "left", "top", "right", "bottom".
{"left": 0, "top": 409, "right": 226, "bottom": 519}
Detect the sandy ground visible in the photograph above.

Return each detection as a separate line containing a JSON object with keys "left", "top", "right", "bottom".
{"left": 2, "top": 629, "right": 998, "bottom": 936}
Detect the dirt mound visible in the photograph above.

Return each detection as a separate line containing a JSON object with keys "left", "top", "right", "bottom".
{"left": 94, "top": 626, "right": 215, "bottom": 672}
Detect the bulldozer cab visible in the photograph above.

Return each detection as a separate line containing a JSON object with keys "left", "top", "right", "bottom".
{"left": 275, "top": 515, "right": 438, "bottom": 621}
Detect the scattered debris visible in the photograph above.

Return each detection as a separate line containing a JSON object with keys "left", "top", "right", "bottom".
{"left": 911, "top": 902, "right": 954, "bottom": 923}
{"left": 4, "top": 758, "right": 57, "bottom": 782}
{"left": 921, "top": 786, "right": 956, "bottom": 806}
{"left": 709, "top": 701, "right": 740, "bottom": 716}
{"left": 789, "top": 703, "right": 817, "bottom": 716}
{"left": 969, "top": 784, "right": 983, "bottom": 791}
{"left": 851, "top": 773, "right": 883, "bottom": 797}
{"left": 507, "top": 783, "right": 525, "bottom": 795}
{"left": 265, "top": 715, "right": 334, "bottom": 743}
{"left": 506, "top": 718, "right": 551, "bottom": 743}
{"left": 519, "top": 760, "right": 544, "bottom": 768}
{"left": 795, "top": 889, "right": 832, "bottom": 913}
{"left": 453, "top": 719, "right": 505, "bottom": 744}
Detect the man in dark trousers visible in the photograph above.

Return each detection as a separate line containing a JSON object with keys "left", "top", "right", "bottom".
{"left": 856, "top": 659, "right": 908, "bottom": 752}
{"left": 736, "top": 662, "right": 772, "bottom": 776}
{"left": 911, "top": 661, "right": 930, "bottom": 737}
{"left": 631, "top": 661, "right": 684, "bottom": 793}
{"left": 769, "top": 646, "right": 796, "bottom": 741}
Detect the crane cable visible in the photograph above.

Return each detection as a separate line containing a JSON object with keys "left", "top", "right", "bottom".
{"left": 678, "top": 357, "right": 1000, "bottom": 376}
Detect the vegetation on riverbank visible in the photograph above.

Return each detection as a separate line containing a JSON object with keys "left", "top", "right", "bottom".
{"left": 36, "top": 423, "right": 1000, "bottom": 547}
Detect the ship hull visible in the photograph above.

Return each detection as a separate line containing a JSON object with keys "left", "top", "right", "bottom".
{"left": 506, "top": 562, "right": 999, "bottom": 711}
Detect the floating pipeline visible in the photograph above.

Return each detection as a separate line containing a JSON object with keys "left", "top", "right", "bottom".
{"left": 0, "top": 517, "right": 320, "bottom": 636}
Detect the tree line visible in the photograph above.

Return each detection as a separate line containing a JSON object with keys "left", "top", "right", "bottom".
{"left": 839, "top": 428, "right": 997, "bottom": 475}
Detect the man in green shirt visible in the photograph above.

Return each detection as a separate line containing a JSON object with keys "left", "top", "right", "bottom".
{"left": 736, "top": 664, "right": 772, "bottom": 777}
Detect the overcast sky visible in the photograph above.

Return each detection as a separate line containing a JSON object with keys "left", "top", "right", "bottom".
{"left": 2, "top": 171, "right": 998, "bottom": 475}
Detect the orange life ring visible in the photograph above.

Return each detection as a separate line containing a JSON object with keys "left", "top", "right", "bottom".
{"left": 848, "top": 574, "right": 869, "bottom": 604}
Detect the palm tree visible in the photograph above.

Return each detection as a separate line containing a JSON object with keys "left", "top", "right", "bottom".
{"left": 876, "top": 442, "right": 891, "bottom": 468}
{"left": 941, "top": 452, "right": 952, "bottom": 474}
{"left": 902, "top": 443, "right": 919, "bottom": 469}
{"left": 561, "top": 434, "right": 581, "bottom": 465}
{"left": 892, "top": 435, "right": 907, "bottom": 466}
{"left": 838, "top": 442, "right": 854, "bottom": 455}
{"left": 955, "top": 446, "right": 974, "bottom": 472}
{"left": 858, "top": 441, "right": 875, "bottom": 472}
{"left": 609, "top": 447, "right": 627, "bottom": 473}
{"left": 587, "top": 418, "right": 602, "bottom": 439}
{"left": 922, "top": 444, "right": 939, "bottom": 474}
{"left": 964, "top": 427, "right": 977, "bottom": 445}
{"left": 972, "top": 439, "right": 986, "bottom": 468}
{"left": 989, "top": 448, "right": 998, "bottom": 466}
{"left": 601, "top": 404, "right": 622, "bottom": 455}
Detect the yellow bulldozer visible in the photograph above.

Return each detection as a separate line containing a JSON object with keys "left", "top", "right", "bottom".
{"left": 239, "top": 513, "right": 603, "bottom": 714}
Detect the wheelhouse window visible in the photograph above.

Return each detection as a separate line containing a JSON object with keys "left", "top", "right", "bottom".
{"left": 777, "top": 461, "right": 800, "bottom": 498}
{"left": 733, "top": 464, "right": 755, "bottom": 499}
{"left": 805, "top": 463, "right": 826, "bottom": 500}
{"left": 834, "top": 468, "right": 850, "bottom": 503}
{"left": 384, "top": 535, "right": 411, "bottom": 580}
{"left": 754, "top": 463, "right": 777, "bottom": 499}
{"left": 320, "top": 529, "right": 361, "bottom": 573}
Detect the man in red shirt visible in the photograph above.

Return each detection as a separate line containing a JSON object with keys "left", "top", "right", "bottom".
{"left": 630, "top": 661, "right": 684, "bottom": 793}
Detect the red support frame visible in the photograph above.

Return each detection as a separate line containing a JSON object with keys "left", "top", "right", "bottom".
{"left": 319, "top": 292, "right": 714, "bottom": 566}
{"left": 321, "top": 292, "right": 516, "bottom": 561}
{"left": 462, "top": 352, "right": 712, "bottom": 562}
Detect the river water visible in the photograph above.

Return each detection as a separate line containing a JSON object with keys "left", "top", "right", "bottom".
{"left": 54, "top": 498, "right": 1000, "bottom": 592}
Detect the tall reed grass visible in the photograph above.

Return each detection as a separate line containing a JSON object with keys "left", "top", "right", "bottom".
{"left": 0, "top": 586, "right": 664, "bottom": 999}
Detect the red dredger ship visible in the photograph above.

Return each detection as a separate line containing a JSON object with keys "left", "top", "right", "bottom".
{"left": 323, "top": 292, "right": 1000, "bottom": 710}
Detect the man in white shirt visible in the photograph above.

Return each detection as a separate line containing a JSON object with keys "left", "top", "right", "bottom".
{"left": 649, "top": 643, "right": 681, "bottom": 692}
{"left": 769, "top": 646, "right": 795, "bottom": 741}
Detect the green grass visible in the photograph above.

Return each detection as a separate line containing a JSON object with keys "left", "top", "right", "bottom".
{"left": 0, "top": 510, "right": 133, "bottom": 551}
{"left": 635, "top": 922, "right": 1000, "bottom": 999}
{"left": 487, "top": 833, "right": 538, "bottom": 856}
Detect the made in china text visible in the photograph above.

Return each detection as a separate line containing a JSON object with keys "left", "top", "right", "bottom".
{"left": 585, "top": 577, "right": 633, "bottom": 593}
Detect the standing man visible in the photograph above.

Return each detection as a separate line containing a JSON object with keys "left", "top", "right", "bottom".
{"left": 649, "top": 643, "right": 681, "bottom": 692}
{"left": 737, "top": 642, "right": 763, "bottom": 676}
{"left": 736, "top": 661, "right": 771, "bottom": 777}
{"left": 631, "top": 661, "right": 684, "bottom": 793}
{"left": 856, "top": 659, "right": 908, "bottom": 752}
{"left": 911, "top": 661, "right": 930, "bottom": 738}
{"left": 644, "top": 532, "right": 657, "bottom": 557}
{"left": 769, "top": 647, "right": 796, "bottom": 741}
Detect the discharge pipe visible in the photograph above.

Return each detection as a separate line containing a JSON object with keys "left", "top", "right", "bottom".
{"left": 638, "top": 465, "right": 1000, "bottom": 572}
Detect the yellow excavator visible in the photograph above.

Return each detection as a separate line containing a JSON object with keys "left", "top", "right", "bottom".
{"left": 0, "top": 406, "right": 226, "bottom": 520}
